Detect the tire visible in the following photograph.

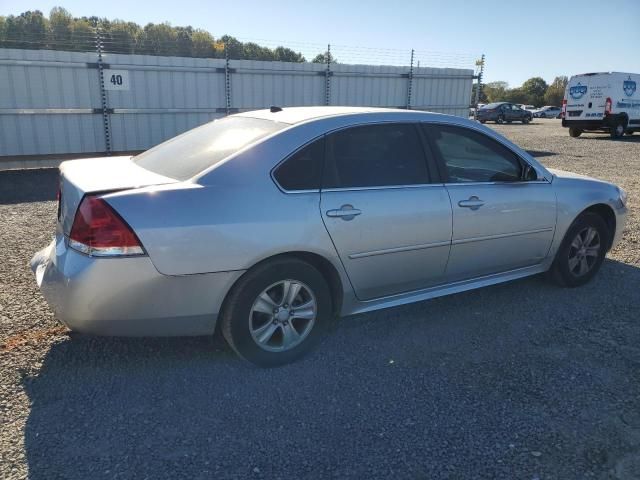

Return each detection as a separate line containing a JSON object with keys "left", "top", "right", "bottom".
{"left": 479, "top": 120, "right": 486, "bottom": 124}
{"left": 507, "top": 120, "right": 512, "bottom": 124}
{"left": 626, "top": 130, "right": 634, "bottom": 136}
{"left": 522, "top": 117, "right": 530, "bottom": 124}
{"left": 550, "top": 212, "right": 609, "bottom": 288}
{"left": 221, "top": 258, "right": 333, "bottom": 367}
{"left": 610, "top": 120, "right": 626, "bottom": 139}
{"left": 496, "top": 115, "right": 505, "bottom": 124}
{"left": 569, "top": 127, "right": 582, "bottom": 138}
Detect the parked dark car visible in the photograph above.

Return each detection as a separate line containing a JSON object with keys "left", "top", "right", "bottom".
{"left": 477, "top": 102, "right": 532, "bottom": 124}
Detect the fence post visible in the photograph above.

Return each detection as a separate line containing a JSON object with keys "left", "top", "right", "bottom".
{"left": 406, "top": 49, "right": 414, "bottom": 110}
{"left": 473, "top": 54, "right": 485, "bottom": 120}
{"left": 325, "top": 44, "right": 331, "bottom": 106}
{"left": 224, "top": 43, "right": 232, "bottom": 115}
{"left": 95, "top": 27, "right": 111, "bottom": 154}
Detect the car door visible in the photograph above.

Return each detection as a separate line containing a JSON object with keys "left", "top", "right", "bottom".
{"left": 320, "top": 123, "right": 452, "bottom": 300}
{"left": 502, "top": 103, "right": 515, "bottom": 121}
{"left": 423, "top": 123, "right": 556, "bottom": 282}
{"left": 511, "top": 104, "right": 525, "bottom": 120}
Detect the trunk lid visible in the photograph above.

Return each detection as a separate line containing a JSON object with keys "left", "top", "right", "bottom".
{"left": 58, "top": 156, "right": 177, "bottom": 235}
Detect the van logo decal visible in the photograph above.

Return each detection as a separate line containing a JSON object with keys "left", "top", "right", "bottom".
{"left": 623, "top": 77, "right": 636, "bottom": 97}
{"left": 569, "top": 83, "right": 588, "bottom": 100}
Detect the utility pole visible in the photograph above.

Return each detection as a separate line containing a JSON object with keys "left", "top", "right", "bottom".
{"left": 473, "top": 54, "right": 485, "bottom": 120}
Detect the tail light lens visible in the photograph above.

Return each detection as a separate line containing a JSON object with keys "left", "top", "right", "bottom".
{"left": 561, "top": 99, "right": 567, "bottom": 118}
{"left": 56, "top": 179, "right": 62, "bottom": 220}
{"left": 605, "top": 97, "right": 612, "bottom": 115}
{"left": 69, "top": 196, "right": 144, "bottom": 257}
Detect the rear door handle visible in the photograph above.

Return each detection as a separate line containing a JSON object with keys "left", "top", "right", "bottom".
{"left": 458, "top": 196, "right": 485, "bottom": 210}
{"left": 326, "top": 204, "right": 362, "bottom": 221}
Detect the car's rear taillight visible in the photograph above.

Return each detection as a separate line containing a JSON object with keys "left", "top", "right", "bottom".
{"left": 561, "top": 99, "right": 567, "bottom": 118}
{"left": 69, "top": 196, "right": 144, "bottom": 257}
{"left": 56, "top": 179, "right": 62, "bottom": 220}
{"left": 605, "top": 97, "right": 612, "bottom": 115}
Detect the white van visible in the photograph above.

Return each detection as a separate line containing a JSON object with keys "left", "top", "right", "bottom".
{"left": 562, "top": 72, "right": 640, "bottom": 139}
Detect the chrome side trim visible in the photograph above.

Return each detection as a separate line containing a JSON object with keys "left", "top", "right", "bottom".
{"left": 349, "top": 240, "right": 450, "bottom": 259}
{"left": 452, "top": 227, "right": 554, "bottom": 246}
{"left": 444, "top": 180, "right": 551, "bottom": 186}
{"left": 322, "top": 183, "right": 445, "bottom": 193}
{"left": 343, "top": 263, "right": 549, "bottom": 316}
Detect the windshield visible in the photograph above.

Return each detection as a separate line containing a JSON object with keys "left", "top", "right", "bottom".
{"left": 133, "top": 116, "right": 287, "bottom": 180}
{"left": 480, "top": 103, "right": 503, "bottom": 109}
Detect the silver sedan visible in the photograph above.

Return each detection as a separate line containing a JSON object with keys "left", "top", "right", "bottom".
{"left": 31, "top": 107, "right": 628, "bottom": 366}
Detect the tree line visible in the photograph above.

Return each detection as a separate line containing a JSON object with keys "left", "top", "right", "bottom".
{"left": 476, "top": 76, "right": 569, "bottom": 107}
{"left": 0, "top": 8, "right": 335, "bottom": 63}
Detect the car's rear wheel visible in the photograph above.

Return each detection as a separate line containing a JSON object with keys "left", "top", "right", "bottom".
{"left": 221, "top": 258, "right": 333, "bottom": 367}
{"left": 550, "top": 212, "right": 609, "bottom": 287}
{"left": 610, "top": 121, "right": 626, "bottom": 139}
{"left": 569, "top": 127, "right": 582, "bottom": 138}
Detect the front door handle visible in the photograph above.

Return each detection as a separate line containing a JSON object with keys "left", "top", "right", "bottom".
{"left": 458, "top": 196, "right": 485, "bottom": 210}
{"left": 326, "top": 204, "right": 362, "bottom": 221}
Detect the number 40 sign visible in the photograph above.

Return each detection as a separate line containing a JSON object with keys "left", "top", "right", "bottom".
{"left": 103, "top": 69, "right": 130, "bottom": 91}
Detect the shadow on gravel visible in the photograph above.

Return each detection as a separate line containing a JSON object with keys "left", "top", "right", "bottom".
{"left": 583, "top": 135, "right": 640, "bottom": 142}
{"left": 526, "top": 150, "right": 557, "bottom": 158}
{"left": 0, "top": 169, "right": 58, "bottom": 204}
{"left": 22, "top": 259, "right": 640, "bottom": 479}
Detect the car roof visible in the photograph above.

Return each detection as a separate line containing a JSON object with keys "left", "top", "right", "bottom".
{"left": 235, "top": 106, "right": 435, "bottom": 125}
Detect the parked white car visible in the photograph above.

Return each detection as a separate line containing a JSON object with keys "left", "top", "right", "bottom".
{"left": 534, "top": 106, "right": 562, "bottom": 118}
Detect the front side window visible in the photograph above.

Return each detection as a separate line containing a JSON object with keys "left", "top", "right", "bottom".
{"left": 323, "top": 124, "right": 429, "bottom": 189}
{"left": 426, "top": 125, "right": 524, "bottom": 183}
{"left": 134, "top": 116, "right": 287, "bottom": 181}
{"left": 273, "top": 138, "right": 325, "bottom": 191}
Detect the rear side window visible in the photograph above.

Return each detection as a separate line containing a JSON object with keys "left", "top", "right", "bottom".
{"left": 134, "top": 116, "right": 286, "bottom": 181}
{"left": 273, "top": 138, "right": 325, "bottom": 191}
{"left": 425, "top": 124, "right": 523, "bottom": 183}
{"left": 323, "top": 123, "right": 429, "bottom": 189}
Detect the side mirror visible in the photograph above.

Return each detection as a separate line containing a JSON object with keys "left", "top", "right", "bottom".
{"left": 523, "top": 164, "right": 538, "bottom": 181}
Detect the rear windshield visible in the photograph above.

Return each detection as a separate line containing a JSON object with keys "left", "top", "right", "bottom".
{"left": 133, "top": 116, "right": 287, "bottom": 180}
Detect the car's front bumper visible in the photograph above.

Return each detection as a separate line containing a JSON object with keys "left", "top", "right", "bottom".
{"left": 31, "top": 236, "right": 244, "bottom": 336}
{"left": 612, "top": 204, "right": 628, "bottom": 251}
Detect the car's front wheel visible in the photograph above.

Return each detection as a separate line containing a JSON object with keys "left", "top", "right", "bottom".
{"left": 569, "top": 127, "right": 582, "bottom": 138}
{"left": 522, "top": 117, "right": 530, "bottom": 124}
{"left": 550, "top": 212, "right": 609, "bottom": 287}
{"left": 221, "top": 258, "right": 333, "bottom": 367}
{"left": 496, "top": 115, "right": 505, "bottom": 124}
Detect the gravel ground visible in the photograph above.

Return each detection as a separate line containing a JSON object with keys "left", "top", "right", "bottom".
{"left": 1, "top": 119, "right": 639, "bottom": 479}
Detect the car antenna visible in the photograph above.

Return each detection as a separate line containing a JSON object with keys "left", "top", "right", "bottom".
{"left": 270, "top": 106, "right": 283, "bottom": 113}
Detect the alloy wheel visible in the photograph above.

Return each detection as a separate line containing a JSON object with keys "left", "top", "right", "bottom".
{"left": 567, "top": 227, "right": 601, "bottom": 277}
{"left": 249, "top": 280, "right": 317, "bottom": 352}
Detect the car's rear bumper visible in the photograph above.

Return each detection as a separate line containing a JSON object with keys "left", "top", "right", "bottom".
{"left": 561, "top": 118, "right": 625, "bottom": 131}
{"left": 31, "top": 236, "right": 244, "bottom": 336}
